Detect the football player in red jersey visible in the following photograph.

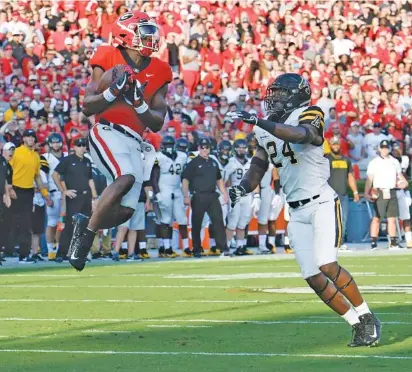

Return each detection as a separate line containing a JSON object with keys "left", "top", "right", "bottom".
{"left": 68, "top": 11, "right": 172, "bottom": 271}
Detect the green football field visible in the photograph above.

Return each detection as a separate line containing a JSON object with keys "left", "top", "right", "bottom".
{"left": 1, "top": 252, "right": 412, "bottom": 372}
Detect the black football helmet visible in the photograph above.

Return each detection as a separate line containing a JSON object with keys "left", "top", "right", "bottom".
{"left": 161, "top": 135, "right": 176, "bottom": 156}
{"left": 175, "top": 137, "right": 189, "bottom": 153}
{"left": 233, "top": 138, "right": 247, "bottom": 159}
{"left": 47, "top": 132, "right": 63, "bottom": 150}
{"left": 217, "top": 140, "right": 232, "bottom": 164}
{"left": 264, "top": 73, "right": 311, "bottom": 121}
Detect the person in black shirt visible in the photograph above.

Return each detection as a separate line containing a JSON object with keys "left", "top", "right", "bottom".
{"left": 0, "top": 142, "right": 14, "bottom": 260}
{"left": 182, "top": 138, "right": 230, "bottom": 257}
{"left": 53, "top": 137, "right": 98, "bottom": 261}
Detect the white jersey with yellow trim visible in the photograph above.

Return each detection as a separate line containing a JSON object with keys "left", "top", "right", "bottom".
{"left": 156, "top": 151, "right": 188, "bottom": 191}
{"left": 254, "top": 105, "right": 330, "bottom": 202}
{"left": 42, "top": 151, "right": 67, "bottom": 191}
{"left": 226, "top": 156, "right": 251, "bottom": 187}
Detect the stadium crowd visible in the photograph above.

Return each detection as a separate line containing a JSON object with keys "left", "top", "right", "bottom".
{"left": 1, "top": 0, "right": 412, "bottom": 261}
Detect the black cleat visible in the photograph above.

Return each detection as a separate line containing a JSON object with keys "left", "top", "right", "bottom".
{"left": 360, "top": 313, "right": 381, "bottom": 346}
{"left": 347, "top": 322, "right": 367, "bottom": 347}
{"left": 193, "top": 249, "right": 202, "bottom": 258}
{"left": 68, "top": 213, "right": 93, "bottom": 272}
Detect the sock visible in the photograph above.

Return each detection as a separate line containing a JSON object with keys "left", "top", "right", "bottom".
{"left": 55, "top": 243, "right": 59, "bottom": 250}
{"left": 209, "top": 238, "right": 216, "bottom": 247}
{"left": 259, "top": 235, "right": 266, "bottom": 248}
{"left": 157, "top": 238, "right": 163, "bottom": 248}
{"left": 236, "top": 239, "right": 243, "bottom": 248}
{"left": 406, "top": 231, "right": 412, "bottom": 242}
{"left": 182, "top": 238, "right": 189, "bottom": 249}
{"left": 354, "top": 302, "right": 371, "bottom": 317}
{"left": 268, "top": 236, "right": 275, "bottom": 246}
{"left": 47, "top": 243, "right": 54, "bottom": 253}
{"left": 139, "top": 241, "right": 146, "bottom": 250}
{"left": 242, "top": 239, "right": 247, "bottom": 247}
{"left": 390, "top": 237, "right": 397, "bottom": 246}
{"left": 284, "top": 236, "right": 290, "bottom": 246}
{"left": 342, "top": 308, "right": 360, "bottom": 326}
{"left": 163, "top": 239, "right": 170, "bottom": 249}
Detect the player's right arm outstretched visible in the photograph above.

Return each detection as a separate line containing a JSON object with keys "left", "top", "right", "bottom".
{"left": 229, "top": 147, "right": 269, "bottom": 207}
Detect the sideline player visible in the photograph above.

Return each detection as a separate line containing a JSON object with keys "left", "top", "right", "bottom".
{"left": 227, "top": 73, "right": 380, "bottom": 347}
{"left": 68, "top": 11, "right": 172, "bottom": 271}
{"left": 225, "top": 139, "right": 253, "bottom": 256}
{"left": 151, "top": 136, "right": 188, "bottom": 257}
{"left": 43, "top": 133, "right": 66, "bottom": 260}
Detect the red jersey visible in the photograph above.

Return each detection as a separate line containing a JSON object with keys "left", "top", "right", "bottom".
{"left": 89, "top": 45, "right": 172, "bottom": 136}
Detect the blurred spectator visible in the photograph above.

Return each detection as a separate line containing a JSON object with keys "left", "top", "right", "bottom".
{"left": 4, "top": 96, "right": 24, "bottom": 122}
{"left": 347, "top": 122, "right": 364, "bottom": 163}
{"left": 181, "top": 39, "right": 201, "bottom": 96}
{"left": 363, "top": 123, "right": 390, "bottom": 158}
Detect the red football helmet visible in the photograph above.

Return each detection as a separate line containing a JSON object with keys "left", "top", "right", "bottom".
{"left": 112, "top": 11, "right": 160, "bottom": 57}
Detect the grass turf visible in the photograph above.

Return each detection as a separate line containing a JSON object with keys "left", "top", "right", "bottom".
{"left": 1, "top": 254, "right": 412, "bottom": 372}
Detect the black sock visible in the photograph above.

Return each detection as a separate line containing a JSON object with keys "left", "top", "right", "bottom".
{"left": 390, "top": 237, "right": 397, "bottom": 246}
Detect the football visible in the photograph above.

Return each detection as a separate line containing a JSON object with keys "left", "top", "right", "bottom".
{"left": 96, "top": 64, "right": 133, "bottom": 94}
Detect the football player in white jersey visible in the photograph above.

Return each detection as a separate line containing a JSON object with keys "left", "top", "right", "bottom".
{"left": 208, "top": 140, "right": 232, "bottom": 254}
{"left": 227, "top": 73, "right": 380, "bottom": 347}
{"left": 225, "top": 138, "right": 253, "bottom": 256}
{"left": 152, "top": 136, "right": 188, "bottom": 257}
{"left": 43, "top": 133, "right": 66, "bottom": 260}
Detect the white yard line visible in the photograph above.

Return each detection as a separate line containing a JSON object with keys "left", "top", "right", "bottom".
{"left": 81, "top": 330, "right": 132, "bottom": 334}
{"left": 147, "top": 325, "right": 211, "bottom": 328}
{"left": 0, "top": 349, "right": 411, "bottom": 360}
{"left": 0, "top": 317, "right": 410, "bottom": 325}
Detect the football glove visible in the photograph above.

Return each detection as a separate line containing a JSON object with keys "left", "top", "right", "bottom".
{"left": 103, "top": 71, "right": 133, "bottom": 102}
{"left": 229, "top": 185, "right": 247, "bottom": 208}
{"left": 123, "top": 79, "right": 149, "bottom": 114}
{"left": 227, "top": 111, "right": 258, "bottom": 125}
{"left": 251, "top": 194, "right": 261, "bottom": 218}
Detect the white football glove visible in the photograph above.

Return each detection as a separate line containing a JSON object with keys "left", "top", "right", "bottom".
{"left": 251, "top": 194, "right": 261, "bottom": 218}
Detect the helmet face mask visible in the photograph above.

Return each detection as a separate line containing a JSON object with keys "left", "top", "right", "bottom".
{"left": 234, "top": 139, "right": 247, "bottom": 159}
{"left": 175, "top": 138, "right": 189, "bottom": 153}
{"left": 48, "top": 133, "right": 63, "bottom": 151}
{"left": 218, "top": 140, "right": 232, "bottom": 163}
{"left": 161, "top": 136, "right": 176, "bottom": 157}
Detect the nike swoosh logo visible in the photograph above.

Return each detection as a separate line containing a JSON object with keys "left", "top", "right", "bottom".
{"left": 146, "top": 74, "right": 154, "bottom": 77}
{"left": 371, "top": 327, "right": 377, "bottom": 338}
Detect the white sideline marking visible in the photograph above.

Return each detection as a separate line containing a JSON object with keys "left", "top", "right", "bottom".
{"left": 0, "top": 318, "right": 410, "bottom": 325}
{"left": 0, "top": 349, "right": 411, "bottom": 360}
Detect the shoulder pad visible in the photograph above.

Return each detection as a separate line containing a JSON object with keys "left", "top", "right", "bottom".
{"left": 298, "top": 106, "right": 325, "bottom": 130}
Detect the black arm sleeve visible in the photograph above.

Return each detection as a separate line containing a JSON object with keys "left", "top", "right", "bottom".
{"left": 239, "top": 146, "right": 269, "bottom": 194}
{"left": 150, "top": 163, "right": 160, "bottom": 195}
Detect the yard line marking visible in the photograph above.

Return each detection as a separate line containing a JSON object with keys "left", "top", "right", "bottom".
{"left": 0, "top": 299, "right": 271, "bottom": 304}
{"left": 81, "top": 330, "right": 132, "bottom": 334}
{"left": 0, "top": 318, "right": 410, "bottom": 325}
{"left": 0, "top": 349, "right": 411, "bottom": 360}
{"left": 147, "top": 325, "right": 211, "bottom": 328}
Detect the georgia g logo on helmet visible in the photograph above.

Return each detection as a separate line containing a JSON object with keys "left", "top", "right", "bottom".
{"left": 112, "top": 10, "right": 160, "bottom": 57}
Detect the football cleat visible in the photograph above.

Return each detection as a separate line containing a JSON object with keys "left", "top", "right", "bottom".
{"left": 220, "top": 249, "right": 232, "bottom": 257}
{"left": 233, "top": 246, "right": 253, "bottom": 256}
{"left": 371, "top": 242, "right": 378, "bottom": 251}
{"left": 284, "top": 245, "right": 294, "bottom": 254}
{"left": 158, "top": 248, "right": 168, "bottom": 258}
{"left": 348, "top": 322, "right": 367, "bottom": 347}
{"left": 208, "top": 247, "right": 221, "bottom": 256}
{"left": 182, "top": 248, "right": 193, "bottom": 257}
{"left": 193, "top": 249, "right": 202, "bottom": 258}
{"left": 68, "top": 214, "right": 93, "bottom": 271}
{"left": 127, "top": 254, "right": 143, "bottom": 262}
{"left": 48, "top": 251, "right": 57, "bottom": 261}
{"left": 359, "top": 313, "right": 381, "bottom": 347}
{"left": 19, "top": 256, "right": 36, "bottom": 264}
{"left": 166, "top": 248, "right": 179, "bottom": 258}
{"left": 140, "top": 248, "right": 151, "bottom": 259}
{"left": 32, "top": 254, "right": 44, "bottom": 262}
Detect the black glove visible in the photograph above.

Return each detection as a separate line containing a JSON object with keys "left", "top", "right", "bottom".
{"left": 229, "top": 185, "right": 247, "bottom": 208}
{"left": 109, "top": 71, "right": 133, "bottom": 98}
{"left": 123, "top": 79, "right": 149, "bottom": 113}
{"left": 227, "top": 111, "right": 258, "bottom": 125}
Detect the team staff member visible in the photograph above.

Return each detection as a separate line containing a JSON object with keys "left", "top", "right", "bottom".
{"left": 9, "top": 129, "right": 51, "bottom": 263}
{"left": 325, "top": 137, "right": 359, "bottom": 247}
{"left": 0, "top": 143, "right": 13, "bottom": 262}
{"left": 182, "top": 138, "right": 230, "bottom": 257}
{"left": 365, "top": 140, "right": 408, "bottom": 250}
{"left": 53, "top": 137, "right": 98, "bottom": 261}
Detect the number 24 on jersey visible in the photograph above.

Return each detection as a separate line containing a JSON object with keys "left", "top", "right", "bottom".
{"left": 266, "top": 141, "right": 298, "bottom": 168}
